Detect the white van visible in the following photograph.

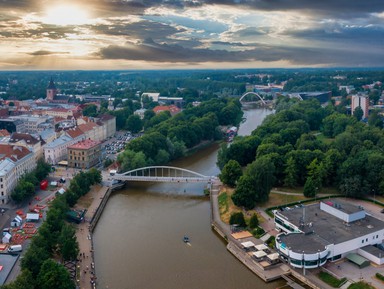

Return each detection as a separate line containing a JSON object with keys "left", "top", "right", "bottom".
{"left": 8, "top": 244, "right": 22, "bottom": 253}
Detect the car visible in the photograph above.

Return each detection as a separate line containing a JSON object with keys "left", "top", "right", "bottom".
{"left": 381, "top": 209, "right": 384, "bottom": 213}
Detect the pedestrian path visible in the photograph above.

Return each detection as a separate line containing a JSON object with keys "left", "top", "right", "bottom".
{"left": 75, "top": 185, "right": 109, "bottom": 289}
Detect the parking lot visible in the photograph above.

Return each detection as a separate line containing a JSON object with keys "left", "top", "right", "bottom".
{"left": 102, "top": 131, "right": 138, "bottom": 161}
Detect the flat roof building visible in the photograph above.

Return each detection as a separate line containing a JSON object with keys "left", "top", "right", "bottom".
{"left": 274, "top": 199, "right": 384, "bottom": 269}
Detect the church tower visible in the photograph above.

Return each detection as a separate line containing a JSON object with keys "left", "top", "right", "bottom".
{"left": 46, "top": 77, "right": 57, "bottom": 101}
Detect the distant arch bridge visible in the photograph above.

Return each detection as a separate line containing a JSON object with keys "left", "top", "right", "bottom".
{"left": 111, "top": 166, "right": 214, "bottom": 183}
{"left": 239, "top": 92, "right": 266, "bottom": 105}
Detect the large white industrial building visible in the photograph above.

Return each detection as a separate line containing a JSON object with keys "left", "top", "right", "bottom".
{"left": 274, "top": 199, "right": 384, "bottom": 269}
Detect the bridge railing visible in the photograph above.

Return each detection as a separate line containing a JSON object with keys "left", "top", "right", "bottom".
{"left": 111, "top": 166, "right": 215, "bottom": 183}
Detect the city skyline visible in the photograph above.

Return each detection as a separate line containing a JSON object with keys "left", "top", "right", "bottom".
{"left": 1, "top": 0, "right": 383, "bottom": 70}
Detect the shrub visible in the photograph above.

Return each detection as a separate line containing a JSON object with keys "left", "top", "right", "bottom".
{"left": 318, "top": 271, "right": 347, "bottom": 288}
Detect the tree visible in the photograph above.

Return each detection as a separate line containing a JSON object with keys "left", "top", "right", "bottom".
{"left": 249, "top": 214, "right": 259, "bottom": 229}
{"left": 82, "top": 104, "right": 98, "bottom": 117}
{"left": 219, "top": 160, "right": 242, "bottom": 187}
{"left": 353, "top": 106, "right": 364, "bottom": 121}
{"left": 88, "top": 168, "right": 102, "bottom": 184}
{"left": 36, "top": 259, "right": 75, "bottom": 289}
{"left": 232, "top": 175, "right": 258, "bottom": 209}
{"left": 232, "top": 156, "right": 275, "bottom": 209}
{"left": 368, "top": 109, "right": 383, "bottom": 128}
{"left": 58, "top": 224, "right": 79, "bottom": 261}
{"left": 229, "top": 212, "right": 246, "bottom": 227}
{"left": 303, "top": 176, "right": 317, "bottom": 197}
{"left": 126, "top": 114, "right": 143, "bottom": 133}
{"left": 1, "top": 269, "right": 35, "bottom": 289}
{"left": 21, "top": 242, "right": 50, "bottom": 276}
{"left": 35, "top": 159, "right": 52, "bottom": 181}
{"left": 284, "top": 156, "right": 297, "bottom": 188}
{"left": 369, "top": 89, "right": 380, "bottom": 105}
{"left": 11, "top": 180, "right": 35, "bottom": 203}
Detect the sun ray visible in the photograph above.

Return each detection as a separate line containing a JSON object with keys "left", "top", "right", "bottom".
{"left": 42, "top": 4, "right": 90, "bottom": 26}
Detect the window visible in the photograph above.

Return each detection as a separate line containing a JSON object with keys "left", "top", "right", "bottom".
{"left": 304, "top": 260, "right": 318, "bottom": 266}
{"left": 290, "top": 258, "right": 302, "bottom": 266}
{"left": 362, "top": 240, "right": 364, "bottom": 243}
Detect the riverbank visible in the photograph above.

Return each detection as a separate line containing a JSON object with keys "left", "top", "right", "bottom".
{"left": 75, "top": 184, "right": 110, "bottom": 289}
{"left": 209, "top": 178, "right": 290, "bottom": 282}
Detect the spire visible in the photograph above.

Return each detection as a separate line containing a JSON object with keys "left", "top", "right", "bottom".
{"left": 47, "top": 77, "right": 56, "bottom": 89}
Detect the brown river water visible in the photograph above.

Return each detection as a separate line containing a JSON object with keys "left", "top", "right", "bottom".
{"left": 93, "top": 108, "right": 286, "bottom": 289}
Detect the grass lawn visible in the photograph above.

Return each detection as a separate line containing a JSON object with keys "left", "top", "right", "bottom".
{"left": 75, "top": 184, "right": 102, "bottom": 209}
{"left": 259, "top": 192, "right": 307, "bottom": 209}
{"left": 218, "top": 187, "right": 264, "bottom": 225}
{"left": 318, "top": 271, "right": 347, "bottom": 288}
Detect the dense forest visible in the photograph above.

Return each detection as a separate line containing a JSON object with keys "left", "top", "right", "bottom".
{"left": 218, "top": 97, "right": 384, "bottom": 209}
{"left": 0, "top": 69, "right": 383, "bottom": 101}
{"left": 117, "top": 97, "right": 243, "bottom": 172}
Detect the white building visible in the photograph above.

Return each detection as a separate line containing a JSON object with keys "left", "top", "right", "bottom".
{"left": 0, "top": 145, "right": 35, "bottom": 204}
{"left": 274, "top": 199, "right": 384, "bottom": 269}
{"left": 351, "top": 94, "right": 369, "bottom": 119}
{"left": 9, "top": 115, "right": 53, "bottom": 134}
{"left": 44, "top": 135, "right": 76, "bottom": 165}
{"left": 141, "top": 92, "right": 160, "bottom": 102}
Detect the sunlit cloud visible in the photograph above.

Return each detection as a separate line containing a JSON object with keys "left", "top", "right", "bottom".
{"left": 0, "top": 0, "right": 382, "bottom": 69}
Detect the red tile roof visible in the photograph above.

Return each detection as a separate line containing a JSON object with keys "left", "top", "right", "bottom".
{"left": 78, "top": 122, "right": 98, "bottom": 133}
{"left": 0, "top": 144, "right": 31, "bottom": 162}
{"left": 0, "top": 129, "right": 10, "bottom": 137}
{"left": 65, "top": 127, "right": 84, "bottom": 139}
{"left": 153, "top": 105, "right": 181, "bottom": 115}
{"left": 68, "top": 139, "right": 101, "bottom": 150}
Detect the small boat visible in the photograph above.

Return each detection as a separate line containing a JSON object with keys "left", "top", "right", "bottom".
{"left": 183, "top": 235, "right": 190, "bottom": 243}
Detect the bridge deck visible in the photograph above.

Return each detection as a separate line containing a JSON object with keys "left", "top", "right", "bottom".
{"left": 111, "top": 176, "right": 212, "bottom": 183}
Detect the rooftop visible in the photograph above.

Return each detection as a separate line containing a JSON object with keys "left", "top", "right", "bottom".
{"left": 9, "top": 133, "right": 39, "bottom": 145}
{"left": 65, "top": 127, "right": 84, "bottom": 139}
{"left": 276, "top": 199, "right": 384, "bottom": 253}
{"left": 68, "top": 139, "right": 101, "bottom": 150}
{"left": 0, "top": 144, "right": 32, "bottom": 163}
{"left": 45, "top": 135, "right": 72, "bottom": 148}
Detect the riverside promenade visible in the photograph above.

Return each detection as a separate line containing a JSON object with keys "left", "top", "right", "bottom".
{"left": 75, "top": 184, "right": 110, "bottom": 289}
{"left": 209, "top": 178, "right": 291, "bottom": 282}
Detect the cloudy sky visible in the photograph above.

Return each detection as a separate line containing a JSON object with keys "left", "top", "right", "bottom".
{"left": 1, "top": 0, "right": 383, "bottom": 70}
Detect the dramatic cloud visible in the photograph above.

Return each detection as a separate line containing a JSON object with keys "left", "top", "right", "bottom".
{"left": 0, "top": 0, "right": 383, "bottom": 69}
{"left": 28, "top": 50, "right": 70, "bottom": 56}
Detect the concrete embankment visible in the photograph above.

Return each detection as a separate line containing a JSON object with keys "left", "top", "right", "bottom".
{"left": 76, "top": 182, "right": 124, "bottom": 289}
{"left": 209, "top": 179, "right": 290, "bottom": 283}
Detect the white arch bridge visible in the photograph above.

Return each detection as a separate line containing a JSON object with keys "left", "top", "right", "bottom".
{"left": 239, "top": 92, "right": 266, "bottom": 105}
{"left": 111, "top": 166, "right": 214, "bottom": 183}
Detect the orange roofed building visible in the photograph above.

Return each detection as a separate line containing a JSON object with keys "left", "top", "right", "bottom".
{"left": 67, "top": 139, "right": 101, "bottom": 169}
{"left": 153, "top": 105, "right": 181, "bottom": 116}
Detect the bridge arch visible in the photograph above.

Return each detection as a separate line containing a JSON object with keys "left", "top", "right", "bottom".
{"left": 239, "top": 92, "right": 266, "bottom": 105}
{"left": 112, "top": 166, "right": 213, "bottom": 183}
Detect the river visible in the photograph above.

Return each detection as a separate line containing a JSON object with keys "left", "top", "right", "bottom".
{"left": 93, "top": 108, "right": 284, "bottom": 289}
